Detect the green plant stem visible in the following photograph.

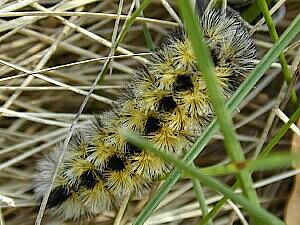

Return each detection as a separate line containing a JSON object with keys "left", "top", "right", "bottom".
{"left": 199, "top": 182, "right": 239, "bottom": 225}
{"left": 260, "top": 106, "right": 300, "bottom": 158}
{"left": 132, "top": 11, "right": 300, "bottom": 225}
{"left": 258, "top": 0, "right": 298, "bottom": 107}
{"left": 177, "top": 0, "right": 260, "bottom": 212}
{"left": 199, "top": 105, "right": 300, "bottom": 224}
{"left": 136, "top": 0, "right": 154, "bottom": 51}
{"left": 96, "top": 0, "right": 151, "bottom": 85}
{"left": 199, "top": 152, "right": 300, "bottom": 176}
{"left": 122, "top": 130, "right": 286, "bottom": 225}
{"left": 191, "top": 164, "right": 213, "bottom": 225}
{"left": 142, "top": 24, "right": 154, "bottom": 51}
{"left": 115, "top": 0, "right": 151, "bottom": 48}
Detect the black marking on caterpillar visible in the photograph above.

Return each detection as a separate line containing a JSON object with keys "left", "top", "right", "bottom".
{"left": 107, "top": 155, "right": 126, "bottom": 171}
{"left": 144, "top": 116, "right": 161, "bottom": 134}
{"left": 47, "top": 186, "right": 72, "bottom": 208}
{"left": 158, "top": 96, "right": 177, "bottom": 112}
{"left": 173, "top": 74, "right": 194, "bottom": 92}
{"left": 80, "top": 170, "right": 99, "bottom": 189}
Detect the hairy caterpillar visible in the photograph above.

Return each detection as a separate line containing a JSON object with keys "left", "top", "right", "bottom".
{"left": 34, "top": 9, "right": 256, "bottom": 221}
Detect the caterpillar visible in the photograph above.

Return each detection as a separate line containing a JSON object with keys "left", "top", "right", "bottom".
{"left": 34, "top": 9, "right": 256, "bottom": 221}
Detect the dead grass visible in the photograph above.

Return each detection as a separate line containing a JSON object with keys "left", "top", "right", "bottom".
{"left": 0, "top": 0, "right": 299, "bottom": 225}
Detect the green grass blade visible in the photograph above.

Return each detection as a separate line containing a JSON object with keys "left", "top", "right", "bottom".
{"left": 199, "top": 182, "right": 240, "bottom": 225}
{"left": 135, "top": 0, "right": 154, "bottom": 51}
{"left": 115, "top": 0, "right": 151, "bottom": 48}
{"left": 122, "top": 130, "right": 286, "bottom": 225}
{"left": 227, "top": 12, "right": 300, "bottom": 110}
{"left": 176, "top": 0, "right": 260, "bottom": 208}
{"left": 257, "top": 0, "right": 298, "bottom": 107}
{"left": 260, "top": 105, "right": 300, "bottom": 158}
{"left": 142, "top": 23, "right": 154, "bottom": 51}
{"left": 199, "top": 152, "right": 300, "bottom": 176}
{"left": 191, "top": 164, "right": 213, "bottom": 225}
{"left": 199, "top": 106, "right": 300, "bottom": 223}
{"left": 132, "top": 9, "right": 300, "bottom": 225}
{"left": 96, "top": 0, "right": 151, "bottom": 85}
